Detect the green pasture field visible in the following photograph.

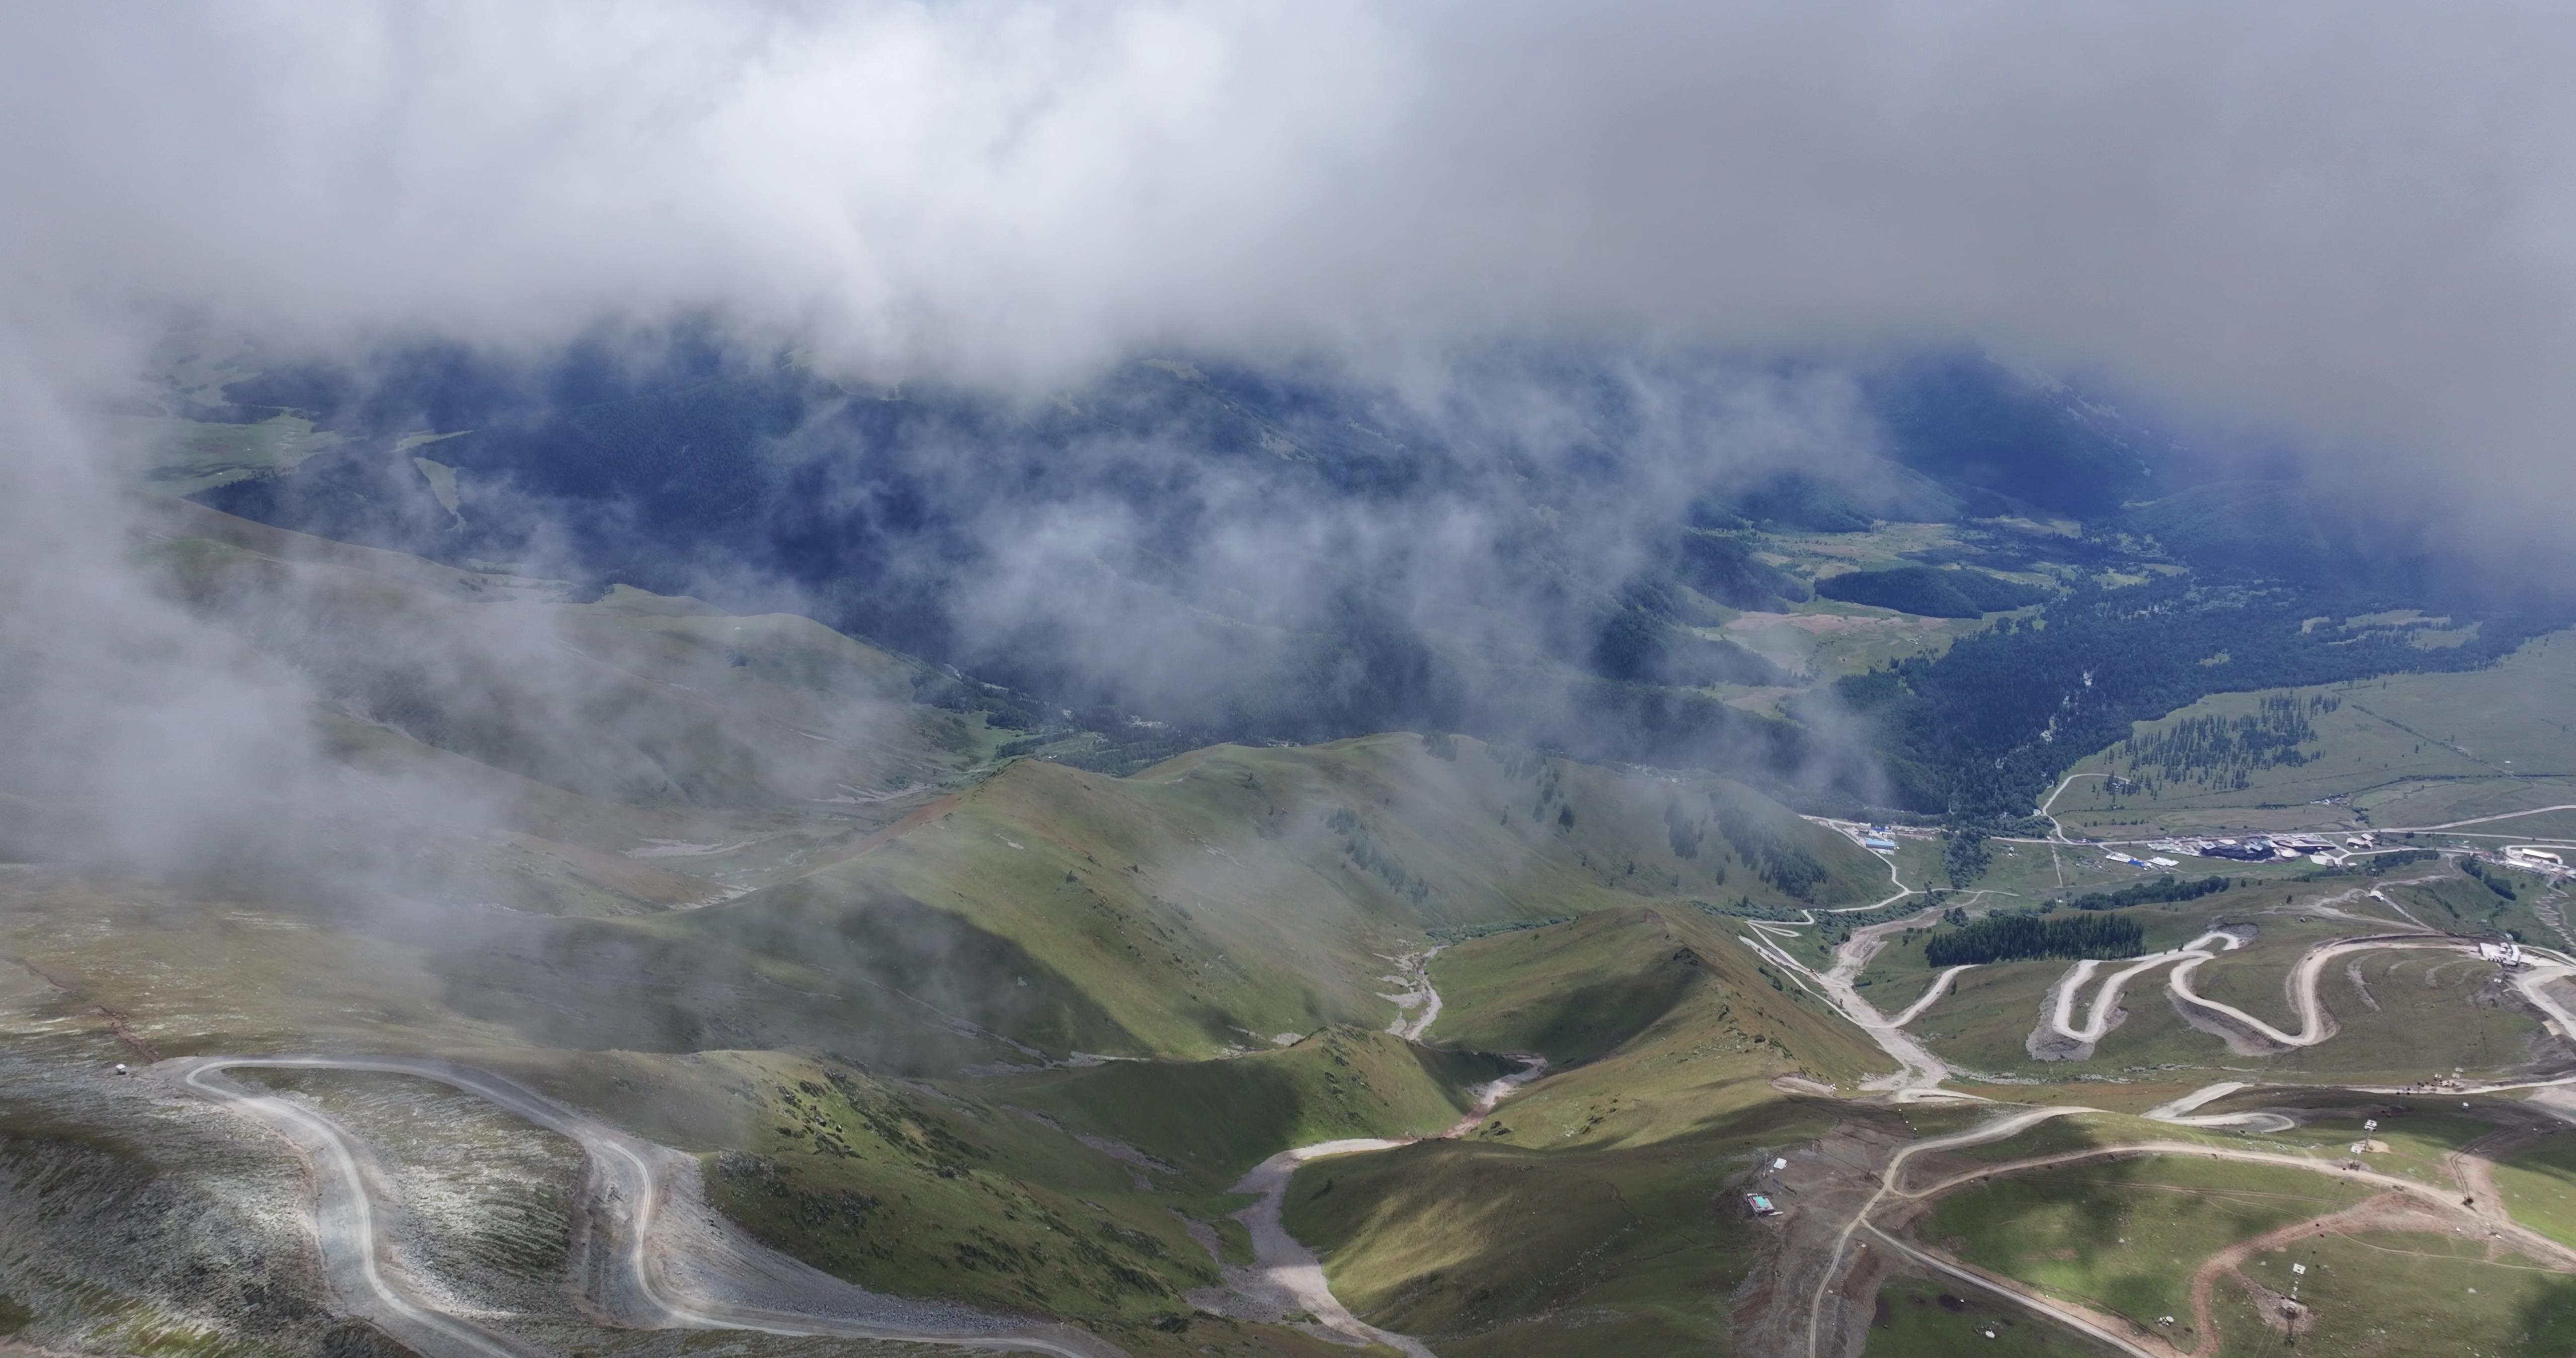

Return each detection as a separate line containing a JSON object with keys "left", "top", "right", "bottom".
{"left": 1710, "top": 603, "right": 1987, "bottom": 683}
{"left": 691, "top": 1050, "right": 1360, "bottom": 1352}
{"left": 2055, "top": 631, "right": 2576, "bottom": 837}
{"left": 1863, "top": 1276, "right": 2125, "bottom": 1356}
{"left": 2217, "top": 1229, "right": 2576, "bottom": 1356}
{"left": 2380, "top": 868, "right": 2566, "bottom": 945}
{"left": 1901, "top": 942, "right": 2551, "bottom": 1082}
{"left": 1921, "top": 1155, "right": 2370, "bottom": 1339}
{"left": 2490, "top": 1136, "right": 2576, "bottom": 1251}
{"left": 1281, "top": 1118, "right": 1827, "bottom": 1356}
{"left": 2176, "top": 1087, "right": 2535, "bottom": 1179}
{"left": 1428, "top": 905, "right": 1898, "bottom": 1136}
{"left": 2371, "top": 787, "right": 2576, "bottom": 839}
{"left": 2268, "top": 953, "right": 2554, "bottom": 1081}
{"left": 1921, "top": 1111, "right": 2151, "bottom": 1166}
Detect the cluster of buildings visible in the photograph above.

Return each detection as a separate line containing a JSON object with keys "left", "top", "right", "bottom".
{"left": 2477, "top": 939, "right": 2528, "bottom": 968}
{"left": 2142, "top": 834, "right": 2340, "bottom": 863}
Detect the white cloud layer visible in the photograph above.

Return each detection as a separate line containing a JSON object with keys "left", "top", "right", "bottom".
{"left": 2, "top": 1, "right": 2574, "bottom": 488}
{"left": 6, "top": 0, "right": 2576, "bottom": 868}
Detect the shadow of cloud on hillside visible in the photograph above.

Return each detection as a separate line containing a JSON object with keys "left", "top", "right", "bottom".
{"left": 1277, "top": 1117, "right": 1816, "bottom": 1345}
{"left": 428, "top": 883, "right": 1138, "bottom": 1076}
{"left": 1468, "top": 967, "right": 1702, "bottom": 1070}
{"left": 986, "top": 1029, "right": 1518, "bottom": 1182}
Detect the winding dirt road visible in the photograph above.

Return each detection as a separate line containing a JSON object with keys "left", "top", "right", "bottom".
{"left": 1805, "top": 1105, "right": 2088, "bottom": 1358}
{"left": 1729, "top": 842, "right": 1979, "bottom": 1095}
{"left": 1827, "top": 1118, "right": 2576, "bottom": 1358}
{"left": 1381, "top": 947, "right": 1446, "bottom": 1042}
{"left": 1220, "top": 1054, "right": 1546, "bottom": 1357}
{"left": 2036, "top": 928, "right": 2248, "bottom": 1053}
{"left": 169, "top": 1056, "right": 1118, "bottom": 1358}
{"left": 1884, "top": 965, "right": 1976, "bottom": 1027}
{"left": 2031, "top": 930, "right": 2576, "bottom": 1056}
{"left": 1731, "top": 826, "right": 2576, "bottom": 1354}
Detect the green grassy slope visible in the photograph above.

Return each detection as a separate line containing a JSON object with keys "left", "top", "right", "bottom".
{"left": 135, "top": 498, "right": 978, "bottom": 809}
{"left": 1864, "top": 1277, "right": 2125, "bottom": 1356}
{"left": 2217, "top": 1230, "right": 2576, "bottom": 1356}
{"left": 1269, "top": 903, "right": 1899, "bottom": 1353}
{"left": 501, "top": 1048, "right": 1375, "bottom": 1358}
{"left": 428, "top": 734, "right": 1885, "bottom": 1068}
{"left": 1424, "top": 904, "right": 1888, "bottom": 1088}
{"left": 1425, "top": 910, "right": 1709, "bottom": 1067}
{"left": 1280, "top": 1126, "right": 1804, "bottom": 1355}
{"left": 0, "top": 499, "right": 1901, "bottom": 1350}
{"left": 2491, "top": 1137, "right": 2576, "bottom": 1250}
{"left": 2055, "top": 629, "right": 2576, "bottom": 836}
{"left": 1924, "top": 1156, "right": 2370, "bottom": 1338}
{"left": 982, "top": 1029, "right": 1509, "bottom": 1181}
{"left": 691, "top": 1050, "right": 1223, "bottom": 1338}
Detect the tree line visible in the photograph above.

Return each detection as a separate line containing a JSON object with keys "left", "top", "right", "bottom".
{"left": 2053, "top": 874, "right": 2233, "bottom": 912}
{"left": 1826, "top": 573, "right": 2569, "bottom": 823}
{"left": 1923, "top": 911, "right": 2145, "bottom": 966}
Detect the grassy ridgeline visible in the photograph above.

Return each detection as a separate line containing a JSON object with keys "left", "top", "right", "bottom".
{"left": 988, "top": 1029, "right": 1511, "bottom": 1180}
{"left": 428, "top": 732, "right": 1888, "bottom": 1073}
{"left": 1260, "top": 904, "right": 1900, "bottom": 1353}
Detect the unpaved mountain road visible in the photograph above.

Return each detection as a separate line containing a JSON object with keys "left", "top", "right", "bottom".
{"left": 1804, "top": 1109, "right": 2576, "bottom": 1358}
{"left": 2034, "top": 930, "right": 2576, "bottom": 1055}
{"left": 166, "top": 1056, "right": 1119, "bottom": 1358}
{"left": 1888, "top": 1135, "right": 2576, "bottom": 1356}
{"left": 1755, "top": 911, "right": 2576, "bottom": 1355}
{"left": 1801, "top": 1105, "right": 2103, "bottom": 1358}
{"left": 1217, "top": 1054, "right": 1547, "bottom": 1356}
{"left": 1734, "top": 850, "right": 1963, "bottom": 1094}
{"left": 1380, "top": 946, "right": 1445, "bottom": 1041}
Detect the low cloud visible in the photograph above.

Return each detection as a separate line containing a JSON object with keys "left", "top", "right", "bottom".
{"left": 4, "top": 1, "right": 2575, "bottom": 873}
{"left": 3, "top": 4, "right": 2572, "bottom": 487}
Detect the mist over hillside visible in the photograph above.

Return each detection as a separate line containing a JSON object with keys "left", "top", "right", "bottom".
{"left": 168, "top": 331, "right": 2573, "bottom": 824}
{"left": 15, "top": 7, "right": 2576, "bottom": 1356}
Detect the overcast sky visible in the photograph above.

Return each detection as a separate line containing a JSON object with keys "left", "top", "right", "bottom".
{"left": 0, "top": 1, "right": 2571, "bottom": 497}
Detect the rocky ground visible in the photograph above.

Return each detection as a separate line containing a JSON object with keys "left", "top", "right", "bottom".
{"left": 0, "top": 999, "right": 965, "bottom": 1357}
